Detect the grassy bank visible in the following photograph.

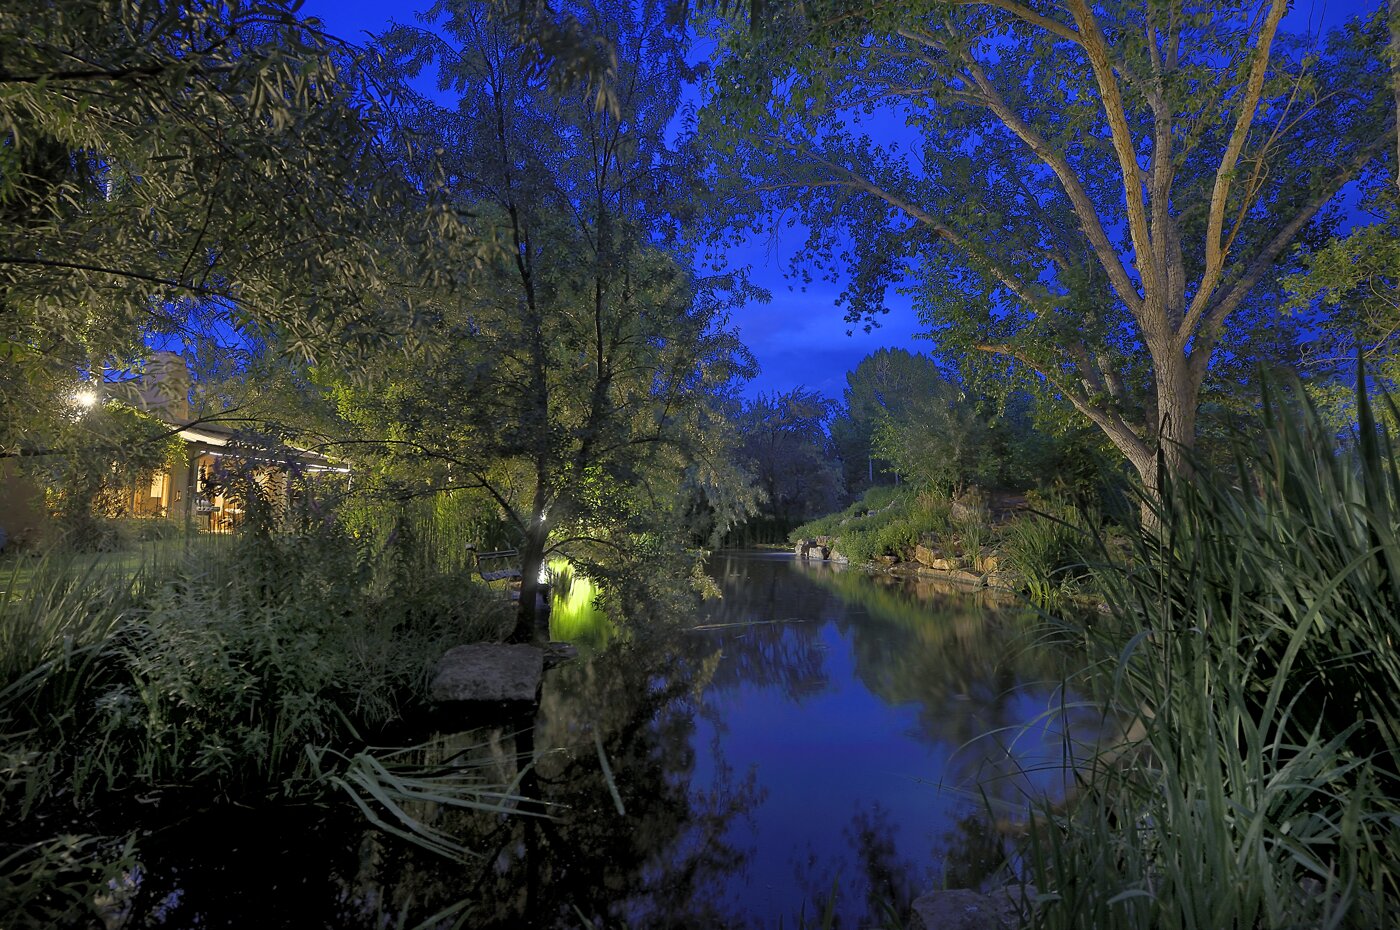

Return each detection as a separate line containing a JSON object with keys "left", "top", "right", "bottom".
{"left": 789, "top": 484, "right": 1101, "bottom": 605}
{"left": 0, "top": 498, "right": 513, "bottom": 926}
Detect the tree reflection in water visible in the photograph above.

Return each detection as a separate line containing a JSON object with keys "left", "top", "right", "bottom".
{"left": 118, "top": 552, "right": 1103, "bottom": 929}
{"left": 338, "top": 637, "right": 763, "bottom": 929}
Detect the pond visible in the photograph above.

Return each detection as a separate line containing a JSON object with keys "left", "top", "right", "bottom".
{"left": 118, "top": 551, "right": 1106, "bottom": 929}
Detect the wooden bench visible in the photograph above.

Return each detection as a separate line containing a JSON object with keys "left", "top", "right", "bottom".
{"left": 469, "top": 547, "right": 522, "bottom": 583}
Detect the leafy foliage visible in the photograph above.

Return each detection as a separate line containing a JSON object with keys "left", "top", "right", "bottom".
{"left": 699, "top": 0, "right": 1396, "bottom": 489}
{"left": 0, "top": 499, "right": 512, "bottom": 925}
{"left": 1284, "top": 177, "right": 1400, "bottom": 427}
{"left": 735, "top": 387, "right": 845, "bottom": 530}
{"left": 326, "top": 0, "right": 758, "bottom": 638}
{"left": 790, "top": 486, "right": 951, "bottom": 563}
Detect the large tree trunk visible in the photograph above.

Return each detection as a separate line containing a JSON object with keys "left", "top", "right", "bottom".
{"left": 1151, "top": 355, "right": 1200, "bottom": 495}
{"left": 510, "top": 522, "right": 549, "bottom": 644}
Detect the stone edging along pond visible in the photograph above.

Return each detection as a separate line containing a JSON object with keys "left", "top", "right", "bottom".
{"left": 792, "top": 534, "right": 1026, "bottom": 594}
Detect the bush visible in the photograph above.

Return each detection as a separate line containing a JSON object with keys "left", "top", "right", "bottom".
{"left": 996, "top": 491, "right": 1095, "bottom": 603}
{"left": 789, "top": 486, "right": 952, "bottom": 564}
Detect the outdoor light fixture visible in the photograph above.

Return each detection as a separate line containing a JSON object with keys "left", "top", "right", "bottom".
{"left": 72, "top": 388, "right": 99, "bottom": 409}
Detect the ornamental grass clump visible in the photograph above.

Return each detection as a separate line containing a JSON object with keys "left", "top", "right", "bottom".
{"left": 1027, "top": 375, "right": 1400, "bottom": 929}
{"left": 999, "top": 493, "right": 1095, "bottom": 606}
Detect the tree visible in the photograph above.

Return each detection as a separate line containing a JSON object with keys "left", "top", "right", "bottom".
{"left": 0, "top": 0, "right": 460, "bottom": 467}
{"left": 700, "top": 0, "right": 1397, "bottom": 498}
{"left": 736, "top": 387, "right": 845, "bottom": 529}
{"left": 832, "top": 348, "right": 984, "bottom": 494}
{"left": 339, "top": 0, "right": 757, "bottom": 641}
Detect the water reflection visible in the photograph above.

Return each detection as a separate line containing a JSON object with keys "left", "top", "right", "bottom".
{"left": 115, "top": 551, "right": 1102, "bottom": 929}
{"left": 546, "top": 558, "right": 618, "bottom": 649}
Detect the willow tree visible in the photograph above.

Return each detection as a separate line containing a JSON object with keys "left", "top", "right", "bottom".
{"left": 0, "top": 0, "right": 462, "bottom": 465}
{"left": 353, "top": 0, "right": 757, "bottom": 641}
{"left": 702, "top": 0, "right": 1396, "bottom": 493}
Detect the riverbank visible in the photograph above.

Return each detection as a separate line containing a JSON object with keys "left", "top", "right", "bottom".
{"left": 786, "top": 485, "right": 1105, "bottom": 607}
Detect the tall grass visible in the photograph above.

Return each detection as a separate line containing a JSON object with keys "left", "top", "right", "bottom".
{"left": 1026, "top": 376, "right": 1400, "bottom": 929}
{"left": 1, "top": 494, "right": 518, "bottom": 925}
{"left": 998, "top": 494, "right": 1094, "bottom": 606}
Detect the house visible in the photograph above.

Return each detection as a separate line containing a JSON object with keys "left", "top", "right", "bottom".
{"left": 0, "top": 353, "right": 347, "bottom": 547}
{"left": 119, "top": 353, "right": 347, "bottom": 533}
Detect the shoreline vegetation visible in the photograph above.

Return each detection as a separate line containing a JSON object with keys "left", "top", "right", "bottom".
{"left": 782, "top": 378, "right": 1400, "bottom": 928}
{"left": 787, "top": 483, "right": 1104, "bottom": 610}
{"left": 0, "top": 493, "right": 524, "bottom": 927}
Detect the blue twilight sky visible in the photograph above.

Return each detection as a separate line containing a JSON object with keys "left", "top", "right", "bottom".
{"left": 299, "top": 0, "right": 1374, "bottom": 402}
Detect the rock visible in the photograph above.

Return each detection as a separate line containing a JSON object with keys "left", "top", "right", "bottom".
{"left": 828, "top": 550, "right": 849, "bottom": 564}
{"left": 916, "top": 545, "right": 976, "bottom": 572}
{"left": 541, "top": 641, "right": 578, "bottom": 669}
{"left": 430, "top": 643, "right": 545, "bottom": 703}
{"left": 979, "top": 554, "right": 1000, "bottom": 573}
{"left": 950, "top": 500, "right": 977, "bottom": 523}
{"left": 949, "top": 569, "right": 987, "bottom": 587}
{"left": 985, "top": 570, "right": 1023, "bottom": 591}
{"left": 914, "top": 544, "right": 942, "bottom": 568}
{"left": 877, "top": 554, "right": 899, "bottom": 565}
{"left": 910, "top": 889, "right": 1017, "bottom": 930}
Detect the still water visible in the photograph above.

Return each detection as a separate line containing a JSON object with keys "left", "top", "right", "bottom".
{"left": 123, "top": 551, "right": 1104, "bottom": 929}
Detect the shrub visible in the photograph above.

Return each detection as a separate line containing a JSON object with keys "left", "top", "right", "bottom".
{"left": 998, "top": 493, "right": 1091, "bottom": 603}
{"left": 790, "top": 486, "right": 953, "bottom": 564}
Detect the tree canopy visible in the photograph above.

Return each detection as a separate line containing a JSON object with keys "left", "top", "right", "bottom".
{"left": 735, "top": 387, "right": 844, "bottom": 529}
{"left": 699, "top": 0, "right": 1397, "bottom": 492}
{"left": 327, "top": 0, "right": 758, "bottom": 638}
{"left": 0, "top": 0, "right": 468, "bottom": 466}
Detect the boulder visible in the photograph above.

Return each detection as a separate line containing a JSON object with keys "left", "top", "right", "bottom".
{"left": 910, "top": 889, "right": 1016, "bottom": 930}
{"left": 541, "top": 640, "right": 579, "bottom": 669}
{"left": 949, "top": 569, "right": 987, "bottom": 587}
{"left": 913, "top": 544, "right": 942, "bottom": 568}
{"left": 919, "top": 557, "right": 964, "bottom": 572}
{"left": 915, "top": 545, "right": 967, "bottom": 571}
{"left": 430, "top": 643, "right": 545, "bottom": 703}
{"left": 828, "top": 550, "right": 849, "bottom": 564}
{"left": 984, "top": 570, "right": 1023, "bottom": 591}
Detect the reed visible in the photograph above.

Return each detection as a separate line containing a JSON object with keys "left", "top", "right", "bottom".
{"left": 1027, "top": 373, "right": 1400, "bottom": 929}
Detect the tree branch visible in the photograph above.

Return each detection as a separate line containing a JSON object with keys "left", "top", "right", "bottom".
{"left": 1063, "top": 0, "right": 1159, "bottom": 308}
{"left": 943, "top": 44, "right": 1146, "bottom": 320}
{"left": 974, "top": 341, "right": 1150, "bottom": 467}
{"left": 1192, "top": 0, "right": 1288, "bottom": 322}
{"left": 1185, "top": 135, "right": 1391, "bottom": 355}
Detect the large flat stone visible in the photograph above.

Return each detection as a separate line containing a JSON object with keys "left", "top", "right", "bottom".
{"left": 430, "top": 643, "right": 544, "bottom": 703}
{"left": 910, "top": 889, "right": 1015, "bottom": 930}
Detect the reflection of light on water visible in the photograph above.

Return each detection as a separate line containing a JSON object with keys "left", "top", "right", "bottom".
{"left": 547, "top": 558, "right": 616, "bottom": 647}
